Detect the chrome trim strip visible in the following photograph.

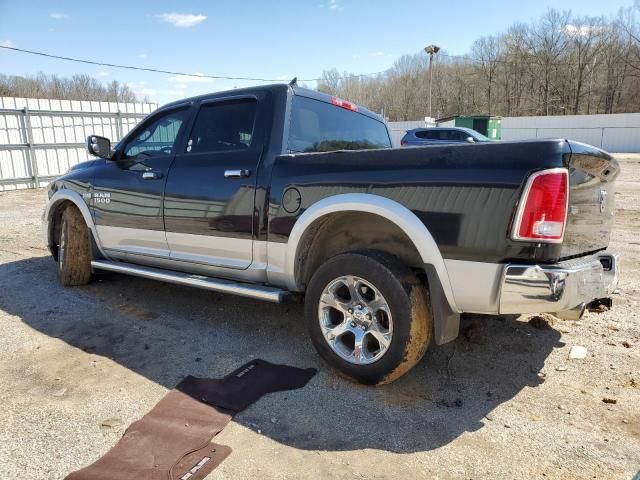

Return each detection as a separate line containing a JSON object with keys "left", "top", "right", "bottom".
{"left": 273, "top": 193, "right": 459, "bottom": 312}
{"left": 97, "top": 225, "right": 170, "bottom": 257}
{"left": 91, "top": 260, "right": 286, "bottom": 302}
{"left": 166, "top": 231, "right": 253, "bottom": 269}
{"left": 97, "top": 228, "right": 257, "bottom": 270}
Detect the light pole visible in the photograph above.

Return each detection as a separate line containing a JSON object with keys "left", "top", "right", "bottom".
{"left": 424, "top": 44, "right": 440, "bottom": 119}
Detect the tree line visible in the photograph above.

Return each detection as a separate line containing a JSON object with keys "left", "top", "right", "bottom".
{"left": 0, "top": 73, "right": 141, "bottom": 103}
{"left": 318, "top": 7, "right": 640, "bottom": 121}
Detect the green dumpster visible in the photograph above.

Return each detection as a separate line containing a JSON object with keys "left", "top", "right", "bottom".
{"left": 454, "top": 116, "right": 502, "bottom": 140}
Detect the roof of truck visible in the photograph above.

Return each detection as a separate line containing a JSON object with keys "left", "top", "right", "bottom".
{"left": 290, "top": 85, "right": 384, "bottom": 121}
{"left": 160, "top": 83, "right": 384, "bottom": 122}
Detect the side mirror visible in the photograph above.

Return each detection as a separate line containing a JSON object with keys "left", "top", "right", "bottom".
{"left": 465, "top": 137, "right": 476, "bottom": 143}
{"left": 87, "top": 135, "right": 112, "bottom": 159}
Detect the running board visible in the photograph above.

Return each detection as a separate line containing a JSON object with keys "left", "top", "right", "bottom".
{"left": 90, "top": 260, "right": 288, "bottom": 303}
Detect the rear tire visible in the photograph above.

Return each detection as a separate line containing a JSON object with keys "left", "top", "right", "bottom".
{"left": 58, "top": 206, "right": 92, "bottom": 286}
{"left": 305, "top": 251, "right": 432, "bottom": 385}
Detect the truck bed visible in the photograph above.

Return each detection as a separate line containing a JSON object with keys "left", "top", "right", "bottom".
{"left": 269, "top": 139, "right": 619, "bottom": 264}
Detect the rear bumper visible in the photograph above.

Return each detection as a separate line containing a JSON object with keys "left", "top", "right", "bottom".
{"left": 499, "top": 252, "right": 618, "bottom": 315}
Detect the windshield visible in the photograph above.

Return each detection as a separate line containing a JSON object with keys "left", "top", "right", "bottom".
{"left": 288, "top": 96, "right": 391, "bottom": 153}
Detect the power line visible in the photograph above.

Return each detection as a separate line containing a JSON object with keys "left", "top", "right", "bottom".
{"left": 0, "top": 45, "right": 387, "bottom": 82}
{"left": 0, "top": 43, "right": 595, "bottom": 90}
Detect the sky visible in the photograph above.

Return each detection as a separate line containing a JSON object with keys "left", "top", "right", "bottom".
{"left": 0, "top": 0, "right": 636, "bottom": 105}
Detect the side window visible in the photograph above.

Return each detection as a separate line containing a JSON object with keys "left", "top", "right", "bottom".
{"left": 424, "top": 130, "right": 436, "bottom": 140}
{"left": 442, "top": 130, "right": 459, "bottom": 141}
{"left": 186, "top": 99, "right": 257, "bottom": 154}
{"left": 124, "top": 109, "right": 189, "bottom": 159}
{"left": 453, "top": 130, "right": 468, "bottom": 141}
{"left": 440, "top": 130, "right": 453, "bottom": 140}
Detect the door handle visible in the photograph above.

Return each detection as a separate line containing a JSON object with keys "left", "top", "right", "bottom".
{"left": 142, "top": 171, "right": 162, "bottom": 180}
{"left": 224, "top": 169, "right": 251, "bottom": 178}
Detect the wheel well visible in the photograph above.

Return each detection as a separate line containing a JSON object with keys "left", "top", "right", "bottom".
{"left": 49, "top": 200, "right": 73, "bottom": 261}
{"left": 49, "top": 200, "right": 98, "bottom": 262}
{"left": 295, "top": 211, "right": 424, "bottom": 289}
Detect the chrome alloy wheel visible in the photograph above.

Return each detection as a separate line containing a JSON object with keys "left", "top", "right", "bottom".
{"left": 318, "top": 275, "right": 393, "bottom": 365}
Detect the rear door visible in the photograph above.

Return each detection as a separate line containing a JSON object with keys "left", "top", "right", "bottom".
{"left": 163, "top": 94, "right": 268, "bottom": 269}
{"left": 92, "top": 105, "right": 191, "bottom": 258}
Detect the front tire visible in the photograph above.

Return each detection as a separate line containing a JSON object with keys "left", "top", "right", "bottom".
{"left": 305, "top": 251, "right": 432, "bottom": 385}
{"left": 58, "top": 206, "right": 92, "bottom": 286}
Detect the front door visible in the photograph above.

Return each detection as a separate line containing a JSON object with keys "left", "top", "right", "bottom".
{"left": 163, "top": 95, "right": 265, "bottom": 269}
{"left": 92, "top": 106, "right": 191, "bottom": 259}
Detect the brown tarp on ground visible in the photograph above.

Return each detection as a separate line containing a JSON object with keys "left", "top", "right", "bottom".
{"left": 65, "top": 360, "right": 316, "bottom": 480}
{"left": 65, "top": 390, "right": 232, "bottom": 480}
{"left": 171, "top": 443, "right": 232, "bottom": 480}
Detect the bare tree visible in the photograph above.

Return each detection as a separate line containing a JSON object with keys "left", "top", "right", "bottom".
{"left": 471, "top": 35, "right": 502, "bottom": 114}
{"left": 318, "top": 8, "right": 640, "bottom": 121}
{"left": 566, "top": 16, "right": 606, "bottom": 113}
{"left": 0, "top": 72, "right": 143, "bottom": 102}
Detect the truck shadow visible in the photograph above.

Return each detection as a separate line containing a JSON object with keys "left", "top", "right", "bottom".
{"left": 0, "top": 256, "right": 563, "bottom": 454}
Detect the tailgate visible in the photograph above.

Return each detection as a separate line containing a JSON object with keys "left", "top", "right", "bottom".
{"left": 561, "top": 141, "right": 620, "bottom": 259}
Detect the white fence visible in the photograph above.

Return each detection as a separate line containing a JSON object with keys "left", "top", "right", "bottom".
{"left": 3, "top": 98, "right": 637, "bottom": 192}
{"left": 0, "top": 96, "right": 158, "bottom": 191}
{"left": 501, "top": 113, "right": 640, "bottom": 153}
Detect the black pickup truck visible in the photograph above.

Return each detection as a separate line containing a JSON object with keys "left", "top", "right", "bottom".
{"left": 42, "top": 84, "right": 619, "bottom": 384}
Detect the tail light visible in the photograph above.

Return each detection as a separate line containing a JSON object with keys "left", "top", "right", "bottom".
{"left": 331, "top": 96, "right": 358, "bottom": 112}
{"left": 400, "top": 139, "right": 407, "bottom": 146}
{"left": 511, "top": 168, "right": 569, "bottom": 243}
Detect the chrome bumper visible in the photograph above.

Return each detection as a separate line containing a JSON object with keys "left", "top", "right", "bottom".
{"left": 499, "top": 252, "right": 618, "bottom": 315}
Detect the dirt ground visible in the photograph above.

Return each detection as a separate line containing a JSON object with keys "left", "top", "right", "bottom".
{"left": 0, "top": 155, "right": 638, "bottom": 480}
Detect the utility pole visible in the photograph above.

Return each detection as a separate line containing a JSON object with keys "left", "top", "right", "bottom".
{"left": 424, "top": 44, "right": 440, "bottom": 119}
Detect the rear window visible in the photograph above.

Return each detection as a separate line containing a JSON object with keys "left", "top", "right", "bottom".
{"left": 287, "top": 96, "right": 391, "bottom": 153}
{"left": 415, "top": 129, "right": 479, "bottom": 141}
{"left": 415, "top": 130, "right": 436, "bottom": 140}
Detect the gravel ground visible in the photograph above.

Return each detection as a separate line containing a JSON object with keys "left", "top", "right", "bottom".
{"left": 0, "top": 155, "right": 638, "bottom": 480}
